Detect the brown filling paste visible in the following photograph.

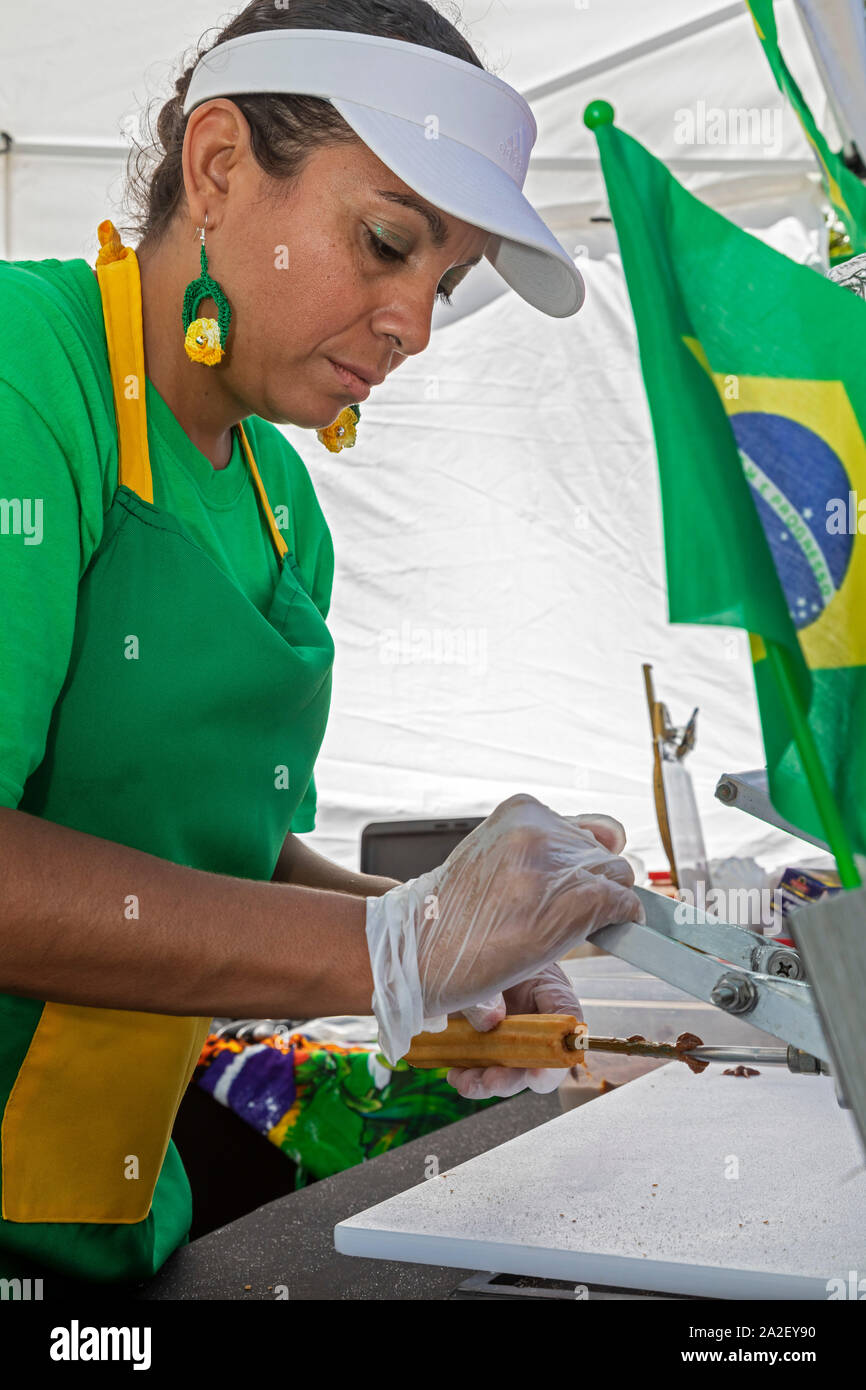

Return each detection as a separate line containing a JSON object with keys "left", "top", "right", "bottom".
{"left": 674, "top": 1031, "right": 708, "bottom": 1073}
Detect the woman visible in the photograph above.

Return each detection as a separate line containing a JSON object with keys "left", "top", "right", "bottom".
{"left": 0, "top": 1, "right": 642, "bottom": 1285}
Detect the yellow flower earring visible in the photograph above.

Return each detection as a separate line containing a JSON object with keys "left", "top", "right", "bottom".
{"left": 317, "top": 403, "right": 361, "bottom": 453}
{"left": 317, "top": 329, "right": 398, "bottom": 452}
{"left": 182, "top": 214, "right": 231, "bottom": 365}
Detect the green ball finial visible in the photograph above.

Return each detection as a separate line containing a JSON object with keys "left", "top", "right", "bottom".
{"left": 583, "top": 100, "right": 615, "bottom": 130}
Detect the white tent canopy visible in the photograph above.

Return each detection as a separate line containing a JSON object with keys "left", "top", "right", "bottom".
{"left": 1, "top": 0, "right": 858, "bottom": 879}
{"left": 795, "top": 0, "right": 866, "bottom": 155}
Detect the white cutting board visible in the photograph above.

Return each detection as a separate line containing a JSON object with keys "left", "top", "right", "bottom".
{"left": 335, "top": 1064, "right": 866, "bottom": 1298}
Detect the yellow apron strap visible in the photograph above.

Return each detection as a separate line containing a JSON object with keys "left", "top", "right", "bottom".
{"left": 95, "top": 221, "right": 153, "bottom": 503}
{"left": 94, "top": 220, "right": 288, "bottom": 565}
{"left": 236, "top": 421, "right": 289, "bottom": 562}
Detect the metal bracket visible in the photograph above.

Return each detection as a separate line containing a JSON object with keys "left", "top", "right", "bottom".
{"left": 590, "top": 886, "right": 829, "bottom": 1061}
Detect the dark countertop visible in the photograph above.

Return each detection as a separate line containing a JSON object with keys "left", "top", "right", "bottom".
{"left": 30, "top": 1073, "right": 689, "bottom": 1302}
{"left": 136, "top": 1090, "right": 562, "bottom": 1301}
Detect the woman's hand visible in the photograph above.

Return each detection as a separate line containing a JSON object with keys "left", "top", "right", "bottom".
{"left": 365, "top": 792, "right": 642, "bottom": 1065}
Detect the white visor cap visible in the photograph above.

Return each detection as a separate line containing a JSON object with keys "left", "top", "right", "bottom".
{"left": 182, "top": 28, "right": 585, "bottom": 318}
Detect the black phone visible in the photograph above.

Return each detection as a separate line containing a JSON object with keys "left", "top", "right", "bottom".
{"left": 360, "top": 816, "right": 485, "bottom": 880}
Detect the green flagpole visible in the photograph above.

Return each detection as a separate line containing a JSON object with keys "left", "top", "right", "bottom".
{"left": 583, "top": 98, "right": 863, "bottom": 889}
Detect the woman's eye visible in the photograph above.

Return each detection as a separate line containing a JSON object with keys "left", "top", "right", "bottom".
{"left": 366, "top": 227, "right": 405, "bottom": 264}
{"left": 365, "top": 227, "right": 454, "bottom": 306}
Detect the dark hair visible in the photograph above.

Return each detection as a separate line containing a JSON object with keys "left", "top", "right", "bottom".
{"left": 123, "top": 0, "right": 490, "bottom": 250}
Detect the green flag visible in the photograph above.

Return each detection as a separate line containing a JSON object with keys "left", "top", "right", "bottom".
{"left": 585, "top": 100, "right": 866, "bottom": 864}
{"left": 746, "top": 0, "right": 866, "bottom": 254}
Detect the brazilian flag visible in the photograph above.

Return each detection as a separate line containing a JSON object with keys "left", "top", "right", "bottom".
{"left": 585, "top": 102, "right": 866, "bottom": 857}
{"left": 746, "top": 0, "right": 866, "bottom": 256}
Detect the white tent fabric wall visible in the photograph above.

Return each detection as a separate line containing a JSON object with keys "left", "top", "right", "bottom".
{"left": 0, "top": 0, "right": 851, "bottom": 876}
{"left": 288, "top": 216, "right": 832, "bottom": 878}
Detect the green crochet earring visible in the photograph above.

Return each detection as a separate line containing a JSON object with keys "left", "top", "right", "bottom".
{"left": 182, "top": 214, "right": 231, "bottom": 365}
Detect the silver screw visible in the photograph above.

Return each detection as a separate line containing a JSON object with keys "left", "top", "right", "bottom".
{"left": 766, "top": 949, "right": 803, "bottom": 980}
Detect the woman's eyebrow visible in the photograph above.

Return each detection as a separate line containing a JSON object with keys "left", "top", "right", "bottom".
{"left": 373, "top": 188, "right": 483, "bottom": 268}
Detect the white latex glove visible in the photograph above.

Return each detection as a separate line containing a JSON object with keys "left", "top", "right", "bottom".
{"left": 445, "top": 814, "right": 625, "bottom": 1101}
{"left": 565, "top": 812, "right": 627, "bottom": 856}
{"left": 365, "top": 792, "right": 644, "bottom": 1065}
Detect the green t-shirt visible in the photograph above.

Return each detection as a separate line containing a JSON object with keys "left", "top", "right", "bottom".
{"left": 0, "top": 255, "right": 334, "bottom": 831}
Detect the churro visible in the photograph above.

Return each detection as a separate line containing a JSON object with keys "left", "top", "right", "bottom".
{"left": 404, "top": 1014, "right": 586, "bottom": 1069}
{"left": 404, "top": 1019, "right": 708, "bottom": 1072}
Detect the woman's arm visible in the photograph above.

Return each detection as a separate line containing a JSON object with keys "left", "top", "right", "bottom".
{"left": 0, "top": 806, "right": 375, "bottom": 1020}
{"left": 271, "top": 830, "right": 400, "bottom": 897}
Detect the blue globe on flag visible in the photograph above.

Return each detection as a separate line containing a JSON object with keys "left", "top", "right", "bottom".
{"left": 730, "top": 412, "right": 853, "bottom": 631}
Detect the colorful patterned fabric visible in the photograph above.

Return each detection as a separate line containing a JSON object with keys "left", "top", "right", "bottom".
{"left": 195, "top": 1031, "right": 503, "bottom": 1186}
